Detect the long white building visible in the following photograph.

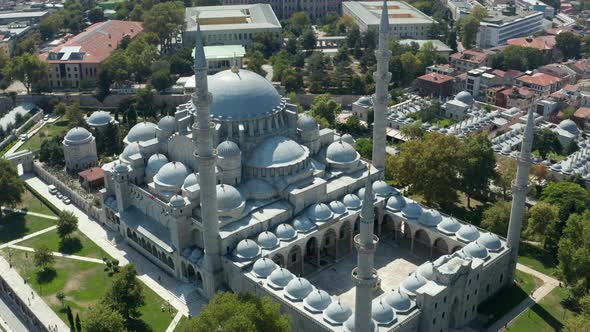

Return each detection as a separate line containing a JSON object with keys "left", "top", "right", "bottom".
{"left": 476, "top": 6, "right": 544, "bottom": 48}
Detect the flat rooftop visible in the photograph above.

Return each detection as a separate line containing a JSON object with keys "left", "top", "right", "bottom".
{"left": 480, "top": 7, "right": 543, "bottom": 27}
{"left": 0, "top": 11, "right": 48, "bottom": 19}
{"left": 342, "top": 1, "right": 433, "bottom": 25}
{"left": 185, "top": 4, "right": 281, "bottom": 32}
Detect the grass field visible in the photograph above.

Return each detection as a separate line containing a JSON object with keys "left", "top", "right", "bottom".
{"left": 17, "top": 118, "right": 71, "bottom": 152}
{"left": 478, "top": 270, "right": 543, "bottom": 327}
{"left": 18, "top": 229, "right": 107, "bottom": 259}
{"left": 15, "top": 189, "right": 57, "bottom": 217}
{"left": 508, "top": 287, "right": 573, "bottom": 331}
{"left": 518, "top": 242, "right": 559, "bottom": 277}
{"left": 0, "top": 213, "right": 55, "bottom": 244}
{"left": 174, "top": 316, "right": 190, "bottom": 331}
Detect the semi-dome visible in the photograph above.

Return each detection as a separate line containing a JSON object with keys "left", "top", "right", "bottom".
{"left": 437, "top": 217, "right": 461, "bottom": 235}
{"left": 307, "top": 203, "right": 333, "bottom": 222}
{"left": 329, "top": 200, "right": 347, "bottom": 215}
{"left": 372, "top": 300, "right": 397, "bottom": 325}
{"left": 401, "top": 274, "right": 427, "bottom": 295}
{"left": 342, "top": 194, "right": 362, "bottom": 209}
{"left": 558, "top": 119, "right": 580, "bottom": 135}
{"left": 478, "top": 232, "right": 502, "bottom": 252}
{"left": 257, "top": 231, "right": 279, "bottom": 249}
{"left": 216, "top": 184, "right": 244, "bottom": 212}
{"left": 297, "top": 114, "right": 318, "bottom": 131}
{"left": 419, "top": 209, "right": 442, "bottom": 227}
{"left": 285, "top": 277, "right": 314, "bottom": 301}
{"left": 275, "top": 224, "right": 297, "bottom": 241}
{"left": 126, "top": 122, "right": 157, "bottom": 142}
{"left": 356, "top": 95, "right": 372, "bottom": 106}
{"left": 64, "top": 127, "right": 92, "bottom": 145}
{"left": 158, "top": 116, "right": 176, "bottom": 131}
{"left": 341, "top": 133, "right": 355, "bottom": 146}
{"left": 326, "top": 140, "right": 358, "bottom": 164}
{"left": 207, "top": 69, "right": 283, "bottom": 121}
{"left": 304, "top": 289, "right": 332, "bottom": 313}
{"left": 386, "top": 195, "right": 406, "bottom": 211}
{"left": 183, "top": 173, "right": 199, "bottom": 188}
{"left": 462, "top": 241, "right": 489, "bottom": 260}
{"left": 87, "top": 110, "right": 113, "bottom": 127}
{"left": 373, "top": 180, "right": 392, "bottom": 197}
{"left": 455, "top": 91, "right": 475, "bottom": 105}
{"left": 417, "top": 262, "right": 435, "bottom": 280}
{"left": 268, "top": 267, "right": 294, "bottom": 289}
{"left": 120, "top": 142, "right": 141, "bottom": 161}
{"left": 155, "top": 162, "right": 189, "bottom": 188}
{"left": 384, "top": 289, "right": 413, "bottom": 313}
{"left": 323, "top": 301, "right": 353, "bottom": 325}
{"left": 147, "top": 153, "right": 168, "bottom": 173}
{"left": 292, "top": 216, "right": 317, "bottom": 233}
{"left": 246, "top": 136, "right": 308, "bottom": 168}
{"left": 456, "top": 224, "right": 480, "bottom": 242}
{"left": 169, "top": 195, "right": 186, "bottom": 208}
{"left": 233, "top": 239, "right": 261, "bottom": 261}
{"left": 402, "top": 202, "right": 422, "bottom": 219}
{"left": 252, "top": 257, "right": 277, "bottom": 278}
{"left": 217, "top": 140, "right": 241, "bottom": 158}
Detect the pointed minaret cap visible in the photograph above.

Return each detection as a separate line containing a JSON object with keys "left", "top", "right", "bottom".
{"left": 521, "top": 109, "right": 535, "bottom": 154}
{"left": 380, "top": 0, "right": 390, "bottom": 33}
{"left": 194, "top": 18, "right": 207, "bottom": 70}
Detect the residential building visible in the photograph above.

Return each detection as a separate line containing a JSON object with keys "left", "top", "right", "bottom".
{"left": 449, "top": 50, "right": 490, "bottom": 72}
{"left": 535, "top": 99, "right": 559, "bottom": 119}
{"left": 184, "top": 4, "right": 281, "bottom": 47}
{"left": 465, "top": 67, "right": 504, "bottom": 99}
{"left": 40, "top": 20, "right": 144, "bottom": 89}
{"left": 573, "top": 107, "right": 590, "bottom": 132}
{"left": 538, "top": 64, "right": 578, "bottom": 85}
{"left": 426, "top": 64, "right": 458, "bottom": 76}
{"left": 515, "top": 72, "right": 563, "bottom": 95}
{"left": 0, "top": 21, "right": 34, "bottom": 57}
{"left": 220, "top": 0, "right": 341, "bottom": 20}
{"left": 496, "top": 86, "right": 536, "bottom": 112}
{"left": 565, "top": 59, "right": 590, "bottom": 80}
{"left": 415, "top": 72, "right": 454, "bottom": 97}
{"left": 475, "top": 5, "right": 544, "bottom": 48}
{"left": 506, "top": 35, "right": 556, "bottom": 57}
{"left": 342, "top": 1, "right": 434, "bottom": 39}
{"left": 516, "top": 0, "right": 554, "bottom": 18}
{"left": 399, "top": 39, "right": 453, "bottom": 57}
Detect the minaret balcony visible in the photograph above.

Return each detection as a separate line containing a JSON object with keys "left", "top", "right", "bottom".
{"left": 353, "top": 234, "right": 379, "bottom": 253}
{"left": 351, "top": 267, "right": 380, "bottom": 289}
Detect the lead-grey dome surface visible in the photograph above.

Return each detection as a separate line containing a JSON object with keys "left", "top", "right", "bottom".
{"left": 275, "top": 223, "right": 297, "bottom": 241}
{"left": 419, "top": 209, "right": 442, "bottom": 227}
{"left": 462, "top": 241, "right": 489, "bottom": 259}
{"left": 297, "top": 114, "right": 318, "bottom": 131}
{"left": 155, "top": 162, "right": 189, "bottom": 188}
{"left": 127, "top": 122, "right": 157, "bottom": 142}
{"left": 437, "top": 217, "right": 461, "bottom": 235}
{"left": 373, "top": 180, "right": 393, "bottom": 197}
{"left": 401, "top": 274, "right": 427, "bottom": 295}
{"left": 207, "top": 69, "right": 283, "bottom": 121}
{"left": 268, "top": 268, "right": 294, "bottom": 289}
{"left": 341, "top": 133, "right": 355, "bottom": 146}
{"left": 183, "top": 173, "right": 199, "bottom": 188}
{"left": 384, "top": 289, "right": 413, "bottom": 313}
{"left": 233, "top": 239, "right": 261, "bottom": 261}
{"left": 329, "top": 200, "right": 347, "bottom": 214}
{"left": 342, "top": 194, "right": 362, "bottom": 209}
{"left": 120, "top": 142, "right": 141, "bottom": 160}
{"left": 246, "top": 136, "right": 308, "bottom": 168}
{"left": 343, "top": 316, "right": 377, "bottom": 332}
{"left": 158, "top": 116, "right": 175, "bottom": 131}
{"left": 87, "top": 110, "right": 113, "bottom": 127}
{"left": 558, "top": 119, "right": 579, "bottom": 135}
{"left": 304, "top": 289, "right": 332, "bottom": 313}
{"left": 417, "top": 262, "right": 435, "bottom": 280}
{"left": 402, "top": 202, "right": 422, "bottom": 219}
{"left": 455, "top": 91, "right": 474, "bottom": 105}
{"left": 326, "top": 140, "right": 358, "bottom": 163}
{"left": 285, "top": 277, "right": 314, "bottom": 301}
{"left": 372, "top": 300, "right": 397, "bottom": 325}
{"left": 217, "top": 184, "right": 243, "bottom": 212}
{"left": 307, "top": 203, "right": 333, "bottom": 222}
{"left": 356, "top": 95, "right": 372, "bottom": 106}
{"left": 169, "top": 195, "right": 185, "bottom": 208}
{"left": 456, "top": 224, "right": 480, "bottom": 242}
{"left": 257, "top": 231, "right": 279, "bottom": 249}
{"left": 217, "top": 140, "right": 241, "bottom": 158}
{"left": 386, "top": 195, "right": 406, "bottom": 211}
{"left": 292, "top": 216, "right": 317, "bottom": 233}
{"left": 64, "top": 127, "right": 92, "bottom": 145}
{"left": 478, "top": 232, "right": 502, "bottom": 252}
{"left": 252, "top": 257, "right": 277, "bottom": 278}
{"left": 323, "top": 301, "right": 353, "bottom": 325}
{"left": 147, "top": 153, "right": 168, "bottom": 172}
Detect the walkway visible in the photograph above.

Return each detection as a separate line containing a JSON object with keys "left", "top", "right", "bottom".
{"left": 165, "top": 311, "right": 185, "bottom": 332}
{"left": 486, "top": 263, "right": 560, "bottom": 332}
{"left": 0, "top": 226, "right": 57, "bottom": 250}
{"left": 7, "top": 244, "right": 105, "bottom": 264}
{"left": 1, "top": 207, "right": 58, "bottom": 220}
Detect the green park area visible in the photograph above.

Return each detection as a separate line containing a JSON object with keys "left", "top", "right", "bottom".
{"left": 517, "top": 242, "right": 559, "bottom": 277}
{"left": 0, "top": 213, "right": 55, "bottom": 244}
{"left": 19, "top": 229, "right": 107, "bottom": 259}
{"left": 18, "top": 117, "right": 71, "bottom": 152}
{"left": 508, "top": 287, "right": 574, "bottom": 332}
{"left": 15, "top": 188, "right": 58, "bottom": 217}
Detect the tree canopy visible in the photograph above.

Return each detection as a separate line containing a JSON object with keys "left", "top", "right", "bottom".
{"left": 494, "top": 157, "right": 517, "bottom": 200}
{"left": 556, "top": 32, "right": 581, "bottom": 59}
{"left": 533, "top": 128, "right": 562, "bottom": 159}
{"left": 491, "top": 45, "right": 548, "bottom": 71}
{"left": 310, "top": 94, "right": 341, "bottom": 126}
{"left": 525, "top": 202, "right": 560, "bottom": 249}
{"left": 460, "top": 132, "right": 497, "bottom": 207}
{"left": 0, "top": 160, "right": 24, "bottom": 217}
{"left": 101, "top": 265, "right": 145, "bottom": 321}
{"left": 33, "top": 245, "right": 55, "bottom": 270}
{"left": 540, "top": 182, "right": 590, "bottom": 222}
{"left": 39, "top": 136, "right": 65, "bottom": 167}
{"left": 83, "top": 303, "right": 127, "bottom": 332}
{"left": 57, "top": 211, "right": 78, "bottom": 239}
{"left": 481, "top": 200, "right": 512, "bottom": 236}
{"left": 558, "top": 211, "right": 590, "bottom": 292}
{"left": 143, "top": 1, "right": 184, "bottom": 53}
{"left": 3, "top": 53, "right": 48, "bottom": 94}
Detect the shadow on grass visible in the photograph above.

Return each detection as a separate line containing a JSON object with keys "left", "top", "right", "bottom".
{"left": 54, "top": 120, "right": 69, "bottom": 127}
{"left": 128, "top": 318, "right": 153, "bottom": 332}
{"left": 59, "top": 237, "right": 82, "bottom": 255}
{"left": 36, "top": 268, "right": 57, "bottom": 284}
{"left": 478, "top": 282, "right": 529, "bottom": 327}
{"left": 0, "top": 213, "right": 28, "bottom": 243}
{"left": 529, "top": 302, "right": 564, "bottom": 330}
{"left": 518, "top": 243, "right": 557, "bottom": 272}
{"left": 441, "top": 203, "right": 490, "bottom": 227}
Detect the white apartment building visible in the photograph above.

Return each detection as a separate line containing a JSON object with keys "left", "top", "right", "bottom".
{"left": 476, "top": 8, "right": 544, "bottom": 48}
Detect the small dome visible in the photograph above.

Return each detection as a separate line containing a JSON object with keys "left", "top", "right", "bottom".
{"left": 120, "top": 142, "right": 141, "bottom": 161}
{"left": 127, "top": 122, "right": 157, "bottom": 142}
{"left": 252, "top": 257, "right": 277, "bottom": 278}
{"left": 456, "top": 224, "right": 480, "bottom": 242}
{"left": 268, "top": 268, "right": 294, "bottom": 289}
{"left": 169, "top": 195, "right": 186, "bottom": 208}
{"left": 558, "top": 119, "right": 580, "bottom": 135}
{"left": 87, "top": 110, "right": 113, "bottom": 127}
{"left": 329, "top": 200, "right": 347, "bottom": 214}
{"left": 343, "top": 316, "right": 377, "bottom": 332}
{"left": 246, "top": 136, "right": 308, "bottom": 168}
{"left": 155, "top": 162, "right": 189, "bottom": 188}
{"left": 217, "top": 140, "right": 241, "bottom": 158}
{"left": 356, "top": 95, "right": 372, "bottom": 106}
{"left": 147, "top": 154, "right": 168, "bottom": 173}
{"left": 402, "top": 202, "right": 422, "bottom": 219}
{"left": 386, "top": 195, "right": 406, "bottom": 211}
{"left": 373, "top": 180, "right": 392, "bottom": 197}
{"left": 64, "top": 127, "right": 92, "bottom": 145}
{"left": 372, "top": 300, "right": 397, "bottom": 325}
{"left": 462, "top": 241, "right": 489, "bottom": 259}
{"left": 419, "top": 209, "right": 442, "bottom": 227}
{"left": 478, "top": 232, "right": 502, "bottom": 252}
{"left": 417, "top": 262, "right": 435, "bottom": 280}
{"left": 455, "top": 91, "right": 474, "bottom": 105}
{"left": 275, "top": 224, "right": 297, "bottom": 241}
{"left": 401, "top": 274, "right": 427, "bottom": 295}
{"left": 158, "top": 116, "right": 175, "bottom": 131}
{"left": 292, "top": 216, "right": 317, "bottom": 233}
{"left": 257, "top": 231, "right": 279, "bottom": 249}
{"left": 285, "top": 277, "right": 314, "bottom": 301}
{"left": 342, "top": 194, "right": 362, "bottom": 209}
{"left": 323, "top": 301, "right": 353, "bottom": 325}
{"left": 114, "top": 162, "right": 129, "bottom": 173}
{"left": 326, "top": 140, "right": 358, "bottom": 164}
{"left": 233, "top": 239, "right": 261, "bottom": 261}
{"left": 304, "top": 289, "right": 332, "bottom": 313}
{"left": 437, "top": 217, "right": 461, "bottom": 235}
{"left": 297, "top": 114, "right": 318, "bottom": 131}
{"left": 357, "top": 187, "right": 376, "bottom": 202}
{"left": 384, "top": 289, "right": 412, "bottom": 313}
{"left": 216, "top": 184, "right": 244, "bottom": 212}
{"left": 307, "top": 203, "right": 333, "bottom": 222}
{"left": 183, "top": 173, "right": 199, "bottom": 189}
{"left": 341, "top": 134, "right": 355, "bottom": 146}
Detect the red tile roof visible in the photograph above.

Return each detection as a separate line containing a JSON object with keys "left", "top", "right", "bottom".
{"left": 41, "top": 20, "right": 143, "bottom": 64}
{"left": 574, "top": 107, "right": 590, "bottom": 119}
{"left": 507, "top": 36, "right": 556, "bottom": 51}
{"left": 417, "top": 72, "right": 454, "bottom": 84}
{"left": 78, "top": 167, "right": 105, "bottom": 182}
{"left": 516, "top": 73, "right": 562, "bottom": 87}
{"left": 449, "top": 50, "right": 488, "bottom": 63}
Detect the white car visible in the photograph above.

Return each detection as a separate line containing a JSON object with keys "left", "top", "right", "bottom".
{"left": 43, "top": 115, "right": 49, "bottom": 121}
{"left": 48, "top": 185, "right": 57, "bottom": 195}
{"left": 56, "top": 192, "right": 63, "bottom": 199}
{"left": 62, "top": 197, "right": 71, "bottom": 205}
{"left": 19, "top": 134, "right": 28, "bottom": 141}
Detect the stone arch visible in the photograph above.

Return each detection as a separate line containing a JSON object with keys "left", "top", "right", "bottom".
{"left": 304, "top": 237, "right": 319, "bottom": 274}
{"left": 338, "top": 221, "right": 352, "bottom": 257}
{"left": 380, "top": 214, "right": 396, "bottom": 242}
{"left": 286, "top": 245, "right": 303, "bottom": 276}
{"left": 126, "top": 228, "right": 133, "bottom": 238}
{"left": 353, "top": 217, "right": 360, "bottom": 236}
{"left": 196, "top": 271, "right": 203, "bottom": 289}
{"left": 451, "top": 245, "right": 463, "bottom": 253}
{"left": 321, "top": 228, "right": 337, "bottom": 263}
{"left": 167, "top": 257, "right": 174, "bottom": 269}
{"left": 187, "top": 264, "right": 196, "bottom": 282}
{"left": 272, "top": 253, "right": 285, "bottom": 267}
{"left": 433, "top": 238, "right": 450, "bottom": 257}
{"left": 181, "top": 262, "right": 187, "bottom": 278}
{"left": 413, "top": 229, "right": 431, "bottom": 258}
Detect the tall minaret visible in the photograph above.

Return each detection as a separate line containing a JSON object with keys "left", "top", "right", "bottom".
{"left": 352, "top": 173, "right": 379, "bottom": 331}
{"left": 506, "top": 108, "right": 534, "bottom": 281}
{"left": 371, "top": 0, "right": 392, "bottom": 171}
{"left": 192, "top": 24, "right": 222, "bottom": 298}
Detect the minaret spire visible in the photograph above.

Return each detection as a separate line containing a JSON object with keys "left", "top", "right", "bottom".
{"left": 506, "top": 108, "right": 534, "bottom": 281}
{"left": 372, "top": 0, "right": 392, "bottom": 171}
{"left": 192, "top": 24, "right": 222, "bottom": 298}
{"left": 353, "top": 171, "right": 379, "bottom": 332}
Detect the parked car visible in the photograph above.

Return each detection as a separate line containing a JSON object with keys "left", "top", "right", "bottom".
{"left": 62, "top": 197, "right": 71, "bottom": 205}
{"left": 19, "top": 134, "right": 28, "bottom": 141}
{"left": 56, "top": 192, "right": 63, "bottom": 199}
{"left": 48, "top": 185, "right": 57, "bottom": 195}
{"left": 43, "top": 115, "right": 49, "bottom": 121}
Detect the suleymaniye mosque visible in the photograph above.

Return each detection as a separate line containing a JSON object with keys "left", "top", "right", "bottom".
{"left": 98, "top": 2, "right": 534, "bottom": 331}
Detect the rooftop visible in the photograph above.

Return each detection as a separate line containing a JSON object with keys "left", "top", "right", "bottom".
{"left": 185, "top": 4, "right": 281, "bottom": 32}
{"left": 398, "top": 39, "right": 452, "bottom": 52}
{"left": 0, "top": 11, "right": 48, "bottom": 19}
{"left": 450, "top": 50, "right": 488, "bottom": 63}
{"left": 417, "top": 72, "right": 454, "bottom": 84}
{"left": 574, "top": 107, "right": 590, "bottom": 119}
{"left": 203, "top": 45, "right": 246, "bottom": 60}
{"left": 78, "top": 167, "right": 105, "bottom": 182}
{"left": 342, "top": 1, "right": 434, "bottom": 25}
{"left": 507, "top": 35, "right": 556, "bottom": 51}
{"left": 479, "top": 7, "right": 543, "bottom": 27}
{"left": 517, "top": 72, "right": 562, "bottom": 87}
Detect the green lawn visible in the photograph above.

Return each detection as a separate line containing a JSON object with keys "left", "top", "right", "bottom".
{"left": 0, "top": 213, "right": 55, "bottom": 244}
{"left": 15, "top": 189, "right": 57, "bottom": 217}
{"left": 518, "top": 242, "right": 559, "bottom": 277}
{"left": 509, "top": 287, "right": 573, "bottom": 332}
{"left": 174, "top": 316, "right": 190, "bottom": 331}
{"left": 2, "top": 250, "right": 175, "bottom": 331}
{"left": 18, "top": 118, "right": 71, "bottom": 152}
{"left": 18, "top": 229, "right": 107, "bottom": 259}
{"left": 478, "top": 270, "right": 543, "bottom": 327}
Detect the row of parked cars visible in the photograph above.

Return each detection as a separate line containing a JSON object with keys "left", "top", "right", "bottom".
{"left": 48, "top": 185, "right": 71, "bottom": 204}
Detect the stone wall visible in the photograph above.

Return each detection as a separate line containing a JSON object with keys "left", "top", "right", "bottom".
{"left": 0, "top": 110, "right": 44, "bottom": 152}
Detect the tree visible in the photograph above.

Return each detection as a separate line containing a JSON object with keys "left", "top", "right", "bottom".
{"left": 494, "top": 158, "right": 517, "bottom": 199}
{"left": 525, "top": 202, "right": 560, "bottom": 249}
{"left": 39, "top": 14, "right": 64, "bottom": 41}
{"left": 355, "top": 138, "right": 373, "bottom": 160}
{"left": 3, "top": 53, "right": 48, "bottom": 94}
{"left": 301, "top": 29, "right": 316, "bottom": 50}
{"left": 564, "top": 314, "right": 590, "bottom": 332}
{"left": 75, "top": 313, "right": 82, "bottom": 332}
{"left": 556, "top": 32, "right": 581, "bottom": 59}
{"left": 0, "top": 160, "right": 24, "bottom": 218}
{"left": 533, "top": 128, "right": 562, "bottom": 159}
{"left": 65, "top": 101, "right": 85, "bottom": 127}
{"left": 66, "top": 305, "right": 75, "bottom": 329}
{"left": 101, "top": 265, "right": 145, "bottom": 321}
{"left": 39, "top": 136, "right": 65, "bottom": 167}
{"left": 470, "top": 5, "right": 488, "bottom": 20}
{"left": 57, "top": 211, "right": 78, "bottom": 240}
{"left": 540, "top": 182, "right": 590, "bottom": 222}
{"left": 460, "top": 133, "right": 496, "bottom": 207}
{"left": 481, "top": 200, "right": 512, "bottom": 236}
{"left": 186, "top": 292, "right": 291, "bottom": 332}
{"left": 492, "top": 45, "right": 548, "bottom": 71}
{"left": 56, "top": 291, "right": 65, "bottom": 308}
{"left": 288, "top": 12, "right": 311, "bottom": 36}
{"left": 458, "top": 15, "right": 480, "bottom": 49}
{"left": 142, "top": 1, "right": 184, "bottom": 53}
{"left": 88, "top": 7, "right": 105, "bottom": 23}
{"left": 149, "top": 60, "right": 172, "bottom": 92}
{"left": 400, "top": 121, "right": 425, "bottom": 140}
{"left": 245, "top": 50, "right": 265, "bottom": 75}
{"left": 83, "top": 303, "right": 127, "bottom": 332}
{"left": 558, "top": 211, "right": 590, "bottom": 292}
{"left": 33, "top": 245, "right": 55, "bottom": 271}
{"left": 400, "top": 51, "right": 423, "bottom": 80}
{"left": 310, "top": 94, "right": 341, "bottom": 126}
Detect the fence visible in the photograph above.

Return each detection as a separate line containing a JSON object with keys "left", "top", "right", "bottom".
{"left": 0, "top": 111, "right": 44, "bottom": 152}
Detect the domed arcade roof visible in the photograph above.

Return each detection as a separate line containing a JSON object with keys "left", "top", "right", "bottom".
{"left": 329, "top": 200, "right": 347, "bottom": 215}
{"left": 257, "top": 231, "right": 279, "bottom": 249}
{"left": 342, "top": 194, "right": 362, "bottom": 209}
{"left": 402, "top": 202, "right": 422, "bottom": 219}
{"left": 401, "top": 274, "right": 427, "bottom": 296}
{"left": 307, "top": 203, "right": 333, "bottom": 222}
{"left": 233, "top": 239, "right": 261, "bottom": 261}
{"left": 419, "top": 209, "right": 442, "bottom": 227}
{"left": 126, "top": 122, "right": 157, "bottom": 142}
{"left": 323, "top": 301, "right": 353, "bottom": 325}
{"left": 246, "top": 136, "right": 309, "bottom": 168}
{"left": 292, "top": 216, "right": 317, "bottom": 233}
{"left": 252, "top": 257, "right": 277, "bottom": 278}
{"left": 386, "top": 195, "right": 406, "bottom": 211}
{"left": 183, "top": 173, "right": 199, "bottom": 189}
{"left": 268, "top": 268, "right": 294, "bottom": 289}
{"left": 478, "top": 232, "right": 502, "bottom": 252}
{"left": 456, "top": 224, "right": 480, "bottom": 243}
{"left": 462, "top": 241, "right": 489, "bottom": 260}
{"left": 437, "top": 217, "right": 461, "bottom": 235}
{"left": 147, "top": 154, "right": 168, "bottom": 173}
{"left": 275, "top": 224, "right": 297, "bottom": 241}
{"left": 384, "top": 289, "right": 413, "bottom": 313}
{"left": 285, "top": 277, "right": 314, "bottom": 301}
{"left": 304, "top": 289, "right": 332, "bottom": 313}
{"left": 297, "top": 114, "right": 318, "bottom": 131}
{"left": 372, "top": 299, "right": 397, "bottom": 325}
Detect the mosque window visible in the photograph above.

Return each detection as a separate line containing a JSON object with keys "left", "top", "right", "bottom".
{"left": 466, "top": 294, "right": 470, "bottom": 301}
{"left": 434, "top": 303, "right": 438, "bottom": 309}
{"left": 291, "top": 252, "right": 297, "bottom": 263}
{"left": 432, "top": 318, "right": 436, "bottom": 325}
{"left": 500, "top": 274, "right": 504, "bottom": 283}
{"left": 442, "top": 312, "right": 445, "bottom": 318}
{"left": 443, "top": 296, "right": 447, "bottom": 303}
{"left": 468, "top": 279, "right": 471, "bottom": 286}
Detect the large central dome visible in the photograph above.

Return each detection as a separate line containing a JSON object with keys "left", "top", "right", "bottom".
{"left": 207, "top": 69, "right": 284, "bottom": 121}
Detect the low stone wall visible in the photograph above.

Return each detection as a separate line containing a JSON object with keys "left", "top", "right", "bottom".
{"left": 0, "top": 111, "right": 44, "bottom": 152}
